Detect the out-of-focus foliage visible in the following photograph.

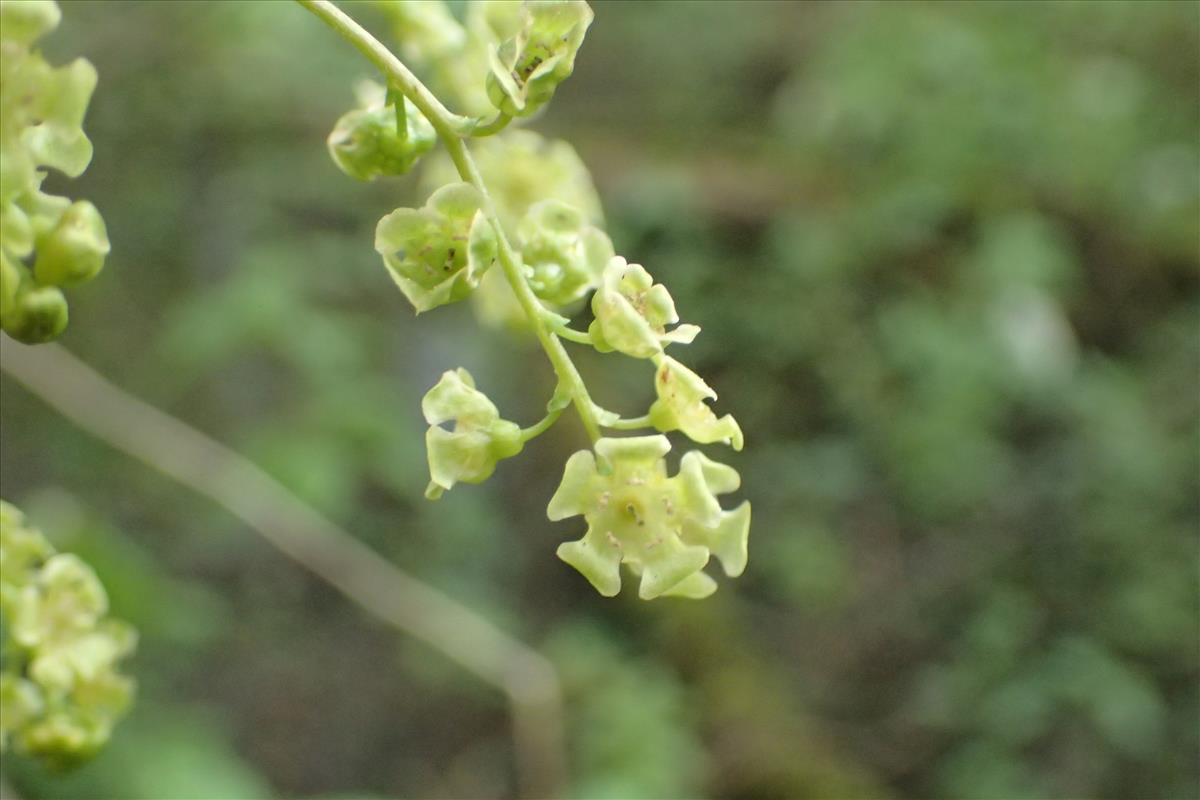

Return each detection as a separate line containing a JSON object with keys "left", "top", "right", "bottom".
{"left": 0, "top": 1, "right": 1196, "bottom": 798}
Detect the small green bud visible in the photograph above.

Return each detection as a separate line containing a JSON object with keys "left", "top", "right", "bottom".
{"left": 33, "top": 199, "right": 108, "bottom": 286}
{"left": 327, "top": 82, "right": 436, "bottom": 181}
{"left": 517, "top": 199, "right": 612, "bottom": 307}
{"left": 3, "top": 284, "right": 68, "bottom": 343}
{"left": 588, "top": 257, "right": 700, "bottom": 358}
{"left": 648, "top": 356, "right": 744, "bottom": 450}
{"left": 422, "top": 368, "right": 525, "bottom": 498}
{"left": 486, "top": 0, "right": 593, "bottom": 117}
{"left": 375, "top": 183, "right": 498, "bottom": 312}
{"left": 547, "top": 436, "right": 750, "bottom": 599}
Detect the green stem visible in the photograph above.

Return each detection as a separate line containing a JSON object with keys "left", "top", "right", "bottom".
{"left": 298, "top": 0, "right": 602, "bottom": 444}
{"left": 605, "top": 414, "right": 652, "bottom": 431}
{"left": 552, "top": 325, "right": 592, "bottom": 345}
{"left": 463, "top": 112, "right": 513, "bottom": 138}
{"left": 520, "top": 407, "right": 564, "bottom": 443}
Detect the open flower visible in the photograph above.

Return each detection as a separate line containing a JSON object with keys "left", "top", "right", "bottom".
{"left": 375, "top": 183, "right": 498, "bottom": 313}
{"left": 588, "top": 257, "right": 700, "bottom": 358}
{"left": 422, "top": 368, "right": 524, "bottom": 499}
{"left": 517, "top": 199, "right": 613, "bottom": 307}
{"left": 649, "top": 356, "right": 744, "bottom": 450}
{"left": 486, "top": 0, "right": 594, "bottom": 118}
{"left": 547, "top": 436, "right": 750, "bottom": 599}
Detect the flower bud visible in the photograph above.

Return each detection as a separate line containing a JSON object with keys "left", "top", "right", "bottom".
{"left": 517, "top": 199, "right": 612, "bottom": 307}
{"left": 33, "top": 200, "right": 108, "bottom": 287}
{"left": 588, "top": 257, "right": 699, "bottom": 358}
{"left": 327, "top": 90, "right": 436, "bottom": 181}
{"left": 375, "top": 183, "right": 498, "bottom": 312}
{"left": 547, "top": 436, "right": 750, "bottom": 599}
{"left": 486, "top": 0, "right": 593, "bottom": 117}
{"left": 422, "top": 368, "right": 525, "bottom": 498}
{"left": 649, "top": 356, "right": 744, "bottom": 450}
{"left": 3, "top": 284, "right": 68, "bottom": 343}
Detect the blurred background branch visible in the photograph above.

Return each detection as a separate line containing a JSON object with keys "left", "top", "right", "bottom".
{"left": 0, "top": 339, "right": 565, "bottom": 800}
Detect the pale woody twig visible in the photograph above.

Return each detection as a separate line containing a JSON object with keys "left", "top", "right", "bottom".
{"left": 0, "top": 339, "right": 567, "bottom": 799}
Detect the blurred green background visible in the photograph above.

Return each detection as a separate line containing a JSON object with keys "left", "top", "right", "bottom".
{"left": 2, "top": 1, "right": 1198, "bottom": 798}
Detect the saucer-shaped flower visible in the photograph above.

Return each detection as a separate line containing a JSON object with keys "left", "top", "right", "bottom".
{"left": 486, "top": 0, "right": 593, "bottom": 118}
{"left": 649, "top": 356, "right": 744, "bottom": 451}
{"left": 376, "top": 183, "right": 498, "bottom": 313}
{"left": 588, "top": 257, "right": 700, "bottom": 359}
{"left": 547, "top": 436, "right": 750, "bottom": 599}
{"left": 422, "top": 368, "right": 524, "bottom": 499}
{"left": 518, "top": 199, "right": 612, "bottom": 307}
{"left": 327, "top": 81, "right": 435, "bottom": 181}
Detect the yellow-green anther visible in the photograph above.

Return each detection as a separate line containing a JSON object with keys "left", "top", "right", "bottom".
{"left": 547, "top": 436, "right": 750, "bottom": 599}
{"left": 375, "top": 183, "right": 498, "bottom": 312}
{"left": 33, "top": 200, "right": 108, "bottom": 287}
{"left": 648, "top": 355, "right": 745, "bottom": 451}
{"left": 327, "top": 80, "right": 436, "bottom": 181}
{"left": 588, "top": 257, "right": 700, "bottom": 358}
{"left": 422, "top": 368, "right": 525, "bottom": 498}
{"left": 485, "top": 0, "right": 593, "bottom": 118}
{"left": 517, "top": 199, "right": 613, "bottom": 307}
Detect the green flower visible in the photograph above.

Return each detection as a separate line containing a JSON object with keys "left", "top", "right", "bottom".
{"left": 486, "top": 0, "right": 594, "bottom": 118}
{"left": 649, "top": 356, "right": 744, "bottom": 450}
{"left": 547, "top": 436, "right": 751, "bottom": 599}
{"left": 327, "top": 80, "right": 436, "bottom": 181}
{"left": 375, "top": 183, "right": 498, "bottom": 312}
{"left": 518, "top": 199, "right": 612, "bottom": 307}
{"left": 422, "top": 368, "right": 524, "bottom": 499}
{"left": 588, "top": 257, "right": 700, "bottom": 359}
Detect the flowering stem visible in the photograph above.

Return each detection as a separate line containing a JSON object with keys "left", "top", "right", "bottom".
{"left": 297, "top": 0, "right": 603, "bottom": 443}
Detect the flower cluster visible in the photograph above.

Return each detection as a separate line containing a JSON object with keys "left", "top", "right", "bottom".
{"left": 0, "top": 500, "right": 136, "bottom": 764}
{"left": 321, "top": 0, "right": 750, "bottom": 599}
{"left": 0, "top": 0, "right": 108, "bottom": 344}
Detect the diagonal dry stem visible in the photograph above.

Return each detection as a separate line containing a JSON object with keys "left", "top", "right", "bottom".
{"left": 0, "top": 339, "right": 566, "bottom": 799}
